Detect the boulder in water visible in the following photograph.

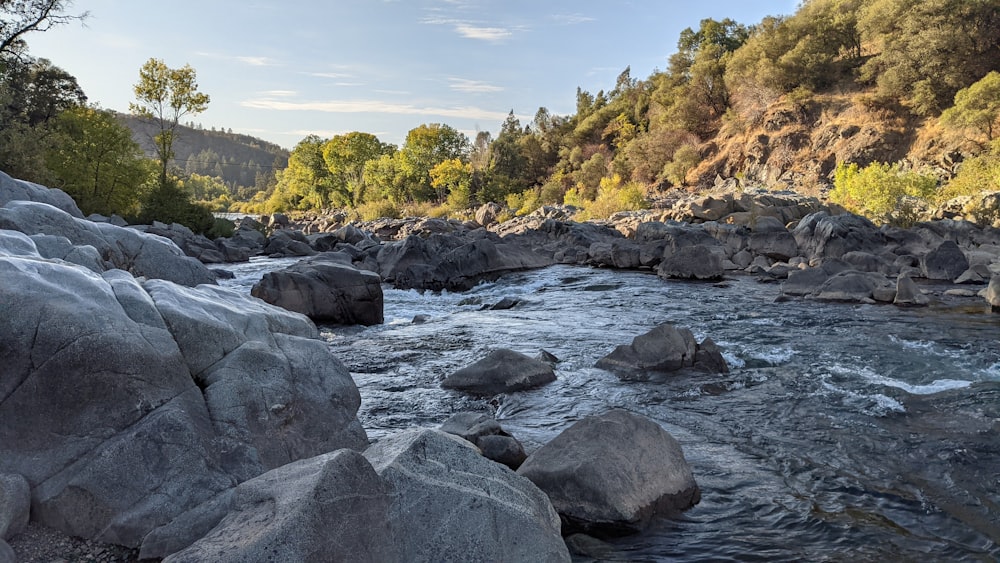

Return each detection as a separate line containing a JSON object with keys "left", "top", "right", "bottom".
{"left": 921, "top": 240, "right": 970, "bottom": 281}
{"left": 595, "top": 324, "right": 728, "bottom": 377}
{"left": 516, "top": 409, "right": 700, "bottom": 535}
{"left": 442, "top": 349, "right": 557, "bottom": 395}
{"left": 657, "top": 245, "right": 724, "bottom": 281}
{"left": 439, "top": 412, "right": 528, "bottom": 469}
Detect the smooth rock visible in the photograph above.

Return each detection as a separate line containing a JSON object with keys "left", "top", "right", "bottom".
{"left": 987, "top": 275, "right": 1000, "bottom": 311}
{"left": 517, "top": 409, "right": 700, "bottom": 535}
{"left": 441, "top": 349, "right": 557, "bottom": 395}
{"left": 893, "top": 275, "right": 929, "bottom": 306}
{"left": 251, "top": 257, "right": 384, "bottom": 325}
{"left": 922, "top": 240, "right": 970, "bottom": 281}
{"left": 365, "top": 429, "right": 570, "bottom": 562}
{"left": 657, "top": 245, "right": 724, "bottom": 281}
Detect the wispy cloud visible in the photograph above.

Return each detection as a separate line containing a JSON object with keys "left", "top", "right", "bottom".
{"left": 454, "top": 24, "right": 512, "bottom": 41}
{"left": 242, "top": 98, "right": 513, "bottom": 122}
{"left": 307, "top": 71, "right": 354, "bottom": 79}
{"left": 236, "top": 56, "right": 278, "bottom": 66}
{"left": 449, "top": 78, "right": 503, "bottom": 93}
{"left": 261, "top": 90, "right": 297, "bottom": 97}
{"left": 551, "top": 13, "right": 596, "bottom": 25}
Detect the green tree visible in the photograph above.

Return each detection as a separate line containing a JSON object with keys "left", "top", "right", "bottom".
{"left": 129, "top": 58, "right": 210, "bottom": 187}
{"left": 941, "top": 71, "right": 1000, "bottom": 141}
{"left": 858, "top": 0, "right": 1000, "bottom": 115}
{"left": 830, "top": 161, "right": 937, "bottom": 225}
{"left": 268, "top": 135, "right": 335, "bottom": 210}
{"left": 321, "top": 132, "right": 395, "bottom": 206}
{"left": 430, "top": 158, "right": 472, "bottom": 209}
{"left": 398, "top": 123, "right": 468, "bottom": 202}
{"left": 45, "top": 106, "right": 153, "bottom": 216}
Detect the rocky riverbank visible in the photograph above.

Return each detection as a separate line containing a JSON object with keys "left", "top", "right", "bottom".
{"left": 2, "top": 169, "right": 1000, "bottom": 561}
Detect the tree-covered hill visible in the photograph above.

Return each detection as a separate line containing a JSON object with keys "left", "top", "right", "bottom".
{"left": 118, "top": 113, "right": 289, "bottom": 201}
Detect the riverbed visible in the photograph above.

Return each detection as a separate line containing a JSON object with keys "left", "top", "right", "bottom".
{"left": 223, "top": 260, "right": 1000, "bottom": 561}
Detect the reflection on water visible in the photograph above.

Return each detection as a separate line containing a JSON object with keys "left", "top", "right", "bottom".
{"left": 223, "top": 261, "right": 1000, "bottom": 561}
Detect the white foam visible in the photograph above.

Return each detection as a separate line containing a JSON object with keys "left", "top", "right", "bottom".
{"left": 749, "top": 346, "right": 796, "bottom": 365}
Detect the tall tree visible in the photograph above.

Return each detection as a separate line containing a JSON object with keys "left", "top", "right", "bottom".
{"left": 321, "top": 132, "right": 395, "bottom": 206}
{"left": 398, "top": 123, "right": 468, "bottom": 202}
{"left": 129, "top": 58, "right": 210, "bottom": 187}
{"left": 0, "top": 0, "right": 87, "bottom": 57}
{"left": 46, "top": 106, "right": 152, "bottom": 216}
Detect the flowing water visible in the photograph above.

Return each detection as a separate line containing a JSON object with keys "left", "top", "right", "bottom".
{"left": 222, "top": 259, "right": 1000, "bottom": 562}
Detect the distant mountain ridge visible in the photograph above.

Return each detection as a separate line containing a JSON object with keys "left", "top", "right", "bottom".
{"left": 117, "top": 113, "right": 289, "bottom": 196}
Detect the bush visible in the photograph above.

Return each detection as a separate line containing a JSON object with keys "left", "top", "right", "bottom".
{"left": 575, "top": 175, "right": 648, "bottom": 220}
{"left": 135, "top": 178, "right": 215, "bottom": 234}
{"left": 662, "top": 144, "right": 701, "bottom": 186}
{"left": 939, "top": 140, "right": 1000, "bottom": 201}
{"left": 830, "top": 161, "right": 937, "bottom": 225}
{"left": 354, "top": 199, "right": 400, "bottom": 222}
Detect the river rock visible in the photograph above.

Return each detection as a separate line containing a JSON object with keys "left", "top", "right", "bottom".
{"left": 921, "top": 240, "right": 970, "bottom": 281}
{"left": 264, "top": 229, "right": 316, "bottom": 257}
{"left": 987, "top": 275, "right": 1000, "bottom": 311}
{"left": 657, "top": 245, "right": 724, "bottom": 281}
{"left": 251, "top": 255, "right": 384, "bottom": 325}
{"left": 0, "top": 169, "right": 83, "bottom": 218}
{"left": 516, "top": 409, "right": 700, "bottom": 535}
{"left": 0, "top": 474, "right": 29, "bottom": 540}
{"left": 894, "top": 275, "right": 929, "bottom": 306}
{"left": 793, "top": 211, "right": 884, "bottom": 260}
{"left": 0, "top": 200, "right": 215, "bottom": 286}
{"left": 588, "top": 241, "right": 641, "bottom": 269}
{"left": 815, "top": 270, "right": 895, "bottom": 303}
{"left": 377, "top": 231, "right": 552, "bottom": 291}
{"left": 441, "top": 349, "right": 557, "bottom": 395}
{"left": 0, "top": 539, "right": 12, "bottom": 563}
{"left": 439, "top": 412, "right": 528, "bottom": 470}
{"left": 779, "top": 259, "right": 851, "bottom": 297}
{"left": 0, "top": 244, "right": 367, "bottom": 554}
{"left": 163, "top": 449, "right": 395, "bottom": 563}
{"left": 476, "top": 202, "right": 505, "bottom": 226}
{"left": 595, "top": 324, "right": 728, "bottom": 377}
{"left": 364, "top": 429, "right": 570, "bottom": 562}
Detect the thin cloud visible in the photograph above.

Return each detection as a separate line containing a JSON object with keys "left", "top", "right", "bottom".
{"left": 261, "top": 90, "right": 297, "bottom": 97}
{"left": 236, "top": 56, "right": 278, "bottom": 66}
{"left": 450, "top": 78, "right": 503, "bottom": 93}
{"left": 551, "top": 13, "right": 596, "bottom": 25}
{"left": 454, "top": 23, "right": 512, "bottom": 41}
{"left": 308, "top": 71, "right": 354, "bottom": 79}
{"left": 242, "top": 98, "right": 513, "bottom": 122}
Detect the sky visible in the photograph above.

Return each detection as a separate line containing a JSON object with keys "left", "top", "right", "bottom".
{"left": 26, "top": 0, "right": 799, "bottom": 150}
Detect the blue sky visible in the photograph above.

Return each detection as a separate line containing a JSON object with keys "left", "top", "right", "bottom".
{"left": 27, "top": 0, "right": 798, "bottom": 149}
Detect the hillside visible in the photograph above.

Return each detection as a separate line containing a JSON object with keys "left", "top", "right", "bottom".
{"left": 118, "top": 113, "right": 289, "bottom": 198}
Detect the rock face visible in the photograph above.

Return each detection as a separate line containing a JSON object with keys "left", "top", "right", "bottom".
{"left": 0, "top": 239, "right": 367, "bottom": 556}
{"left": 921, "top": 240, "right": 970, "bottom": 281}
{"left": 517, "top": 409, "right": 700, "bottom": 535}
{"left": 365, "top": 430, "right": 570, "bottom": 563}
{"left": 251, "top": 254, "right": 384, "bottom": 325}
{"left": 0, "top": 474, "right": 29, "bottom": 540}
{"left": 163, "top": 449, "right": 396, "bottom": 563}
{"left": 595, "top": 324, "right": 728, "bottom": 377}
{"left": 657, "top": 245, "right": 724, "bottom": 281}
{"left": 0, "top": 200, "right": 215, "bottom": 286}
{"left": 441, "top": 349, "right": 557, "bottom": 395}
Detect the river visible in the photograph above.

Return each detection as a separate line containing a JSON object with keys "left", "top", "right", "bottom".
{"left": 222, "top": 258, "right": 1000, "bottom": 561}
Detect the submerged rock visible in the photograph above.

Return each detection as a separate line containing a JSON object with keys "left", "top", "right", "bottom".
{"left": 442, "top": 349, "right": 557, "bottom": 395}
{"left": 595, "top": 324, "right": 728, "bottom": 377}
{"left": 439, "top": 412, "right": 528, "bottom": 469}
{"left": 517, "top": 409, "right": 700, "bottom": 536}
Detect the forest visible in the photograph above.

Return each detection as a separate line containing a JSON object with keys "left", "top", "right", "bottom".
{"left": 2, "top": 0, "right": 1000, "bottom": 231}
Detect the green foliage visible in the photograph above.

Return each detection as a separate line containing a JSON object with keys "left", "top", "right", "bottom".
{"left": 662, "top": 144, "right": 702, "bottom": 186}
{"left": 938, "top": 140, "right": 1000, "bottom": 201}
{"left": 353, "top": 199, "right": 400, "bottom": 222}
{"left": 46, "top": 106, "right": 153, "bottom": 216}
{"left": 430, "top": 158, "right": 472, "bottom": 209}
{"left": 322, "top": 131, "right": 395, "bottom": 206}
{"left": 573, "top": 175, "right": 648, "bottom": 220}
{"left": 130, "top": 58, "right": 210, "bottom": 186}
{"left": 941, "top": 71, "right": 1000, "bottom": 141}
{"left": 858, "top": 0, "right": 1000, "bottom": 115}
{"left": 830, "top": 161, "right": 938, "bottom": 225}
{"left": 206, "top": 217, "right": 235, "bottom": 239}
{"left": 135, "top": 177, "right": 215, "bottom": 233}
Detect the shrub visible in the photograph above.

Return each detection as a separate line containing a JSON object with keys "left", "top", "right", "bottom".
{"left": 830, "top": 161, "right": 937, "bottom": 225}
{"left": 576, "top": 175, "right": 648, "bottom": 220}
{"left": 354, "top": 199, "right": 400, "bottom": 222}
{"left": 938, "top": 140, "right": 1000, "bottom": 201}
{"left": 662, "top": 144, "right": 701, "bottom": 186}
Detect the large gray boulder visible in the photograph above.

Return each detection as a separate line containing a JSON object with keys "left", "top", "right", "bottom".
{"left": 164, "top": 450, "right": 395, "bottom": 563}
{"left": 0, "top": 243, "right": 367, "bottom": 555}
{"left": 441, "top": 349, "right": 557, "bottom": 395}
{"left": 921, "top": 240, "right": 970, "bottom": 281}
{"left": 793, "top": 211, "right": 884, "bottom": 260}
{"left": 0, "top": 200, "right": 215, "bottom": 286}
{"left": 657, "top": 244, "right": 724, "bottom": 281}
{"left": 0, "top": 474, "right": 29, "bottom": 540}
{"left": 0, "top": 170, "right": 83, "bottom": 217}
{"left": 894, "top": 275, "right": 929, "bottom": 306}
{"left": 251, "top": 255, "right": 384, "bottom": 325}
{"left": 595, "top": 324, "right": 728, "bottom": 377}
{"left": 815, "top": 270, "right": 896, "bottom": 303}
{"left": 377, "top": 232, "right": 553, "bottom": 291}
{"left": 364, "top": 429, "right": 570, "bottom": 562}
{"left": 517, "top": 409, "right": 700, "bottom": 535}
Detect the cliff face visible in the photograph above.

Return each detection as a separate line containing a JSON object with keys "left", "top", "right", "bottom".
{"left": 691, "top": 92, "right": 977, "bottom": 196}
